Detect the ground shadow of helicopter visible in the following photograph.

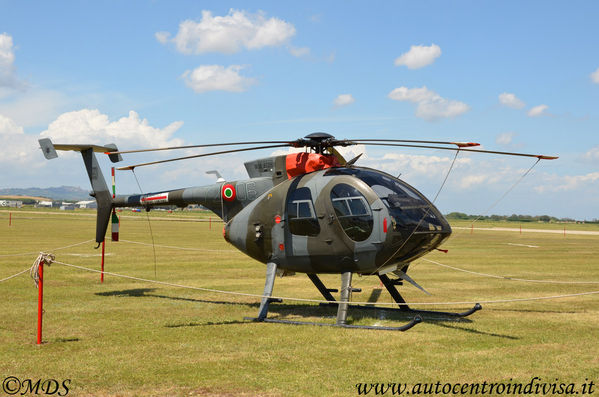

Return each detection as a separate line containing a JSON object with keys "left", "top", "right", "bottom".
{"left": 96, "top": 287, "right": 476, "bottom": 329}
{"left": 42, "top": 133, "right": 557, "bottom": 331}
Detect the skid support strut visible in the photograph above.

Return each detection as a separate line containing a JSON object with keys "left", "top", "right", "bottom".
{"left": 256, "top": 262, "right": 278, "bottom": 321}
{"left": 307, "top": 273, "right": 336, "bottom": 302}
{"left": 336, "top": 271, "right": 352, "bottom": 325}
{"left": 378, "top": 274, "right": 482, "bottom": 318}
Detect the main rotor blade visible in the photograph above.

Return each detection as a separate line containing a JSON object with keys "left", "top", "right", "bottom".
{"left": 116, "top": 144, "right": 292, "bottom": 171}
{"left": 348, "top": 138, "right": 480, "bottom": 148}
{"left": 107, "top": 140, "right": 294, "bottom": 155}
{"left": 360, "top": 142, "right": 558, "bottom": 160}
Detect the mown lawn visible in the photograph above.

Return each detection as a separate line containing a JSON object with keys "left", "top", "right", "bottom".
{"left": 1, "top": 209, "right": 598, "bottom": 396}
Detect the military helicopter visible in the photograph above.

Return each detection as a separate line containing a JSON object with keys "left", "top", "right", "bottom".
{"left": 38, "top": 133, "right": 557, "bottom": 331}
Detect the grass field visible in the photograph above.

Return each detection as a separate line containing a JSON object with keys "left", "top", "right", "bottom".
{"left": 1, "top": 209, "right": 598, "bottom": 396}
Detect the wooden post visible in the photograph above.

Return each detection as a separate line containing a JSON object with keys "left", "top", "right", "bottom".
{"left": 209, "top": 217, "right": 212, "bottom": 230}
{"left": 470, "top": 224, "right": 473, "bottom": 234}
{"left": 37, "top": 262, "right": 44, "bottom": 345}
{"left": 101, "top": 239, "right": 105, "bottom": 283}
{"left": 520, "top": 224, "right": 522, "bottom": 235}
{"left": 8, "top": 212, "right": 11, "bottom": 226}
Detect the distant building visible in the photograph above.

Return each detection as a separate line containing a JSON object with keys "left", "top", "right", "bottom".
{"left": 76, "top": 200, "right": 97, "bottom": 209}
{"left": 60, "top": 203, "right": 76, "bottom": 211}
{"left": 0, "top": 200, "right": 22, "bottom": 208}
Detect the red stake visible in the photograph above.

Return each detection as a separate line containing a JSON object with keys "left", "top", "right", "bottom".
{"left": 209, "top": 217, "right": 212, "bottom": 230}
{"left": 520, "top": 225, "right": 522, "bottom": 235}
{"left": 101, "top": 239, "right": 105, "bottom": 283}
{"left": 470, "top": 224, "right": 473, "bottom": 234}
{"left": 564, "top": 226, "right": 566, "bottom": 237}
{"left": 37, "top": 261, "right": 44, "bottom": 345}
{"left": 8, "top": 212, "right": 11, "bottom": 226}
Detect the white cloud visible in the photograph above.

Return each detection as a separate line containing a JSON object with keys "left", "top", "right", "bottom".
{"left": 394, "top": 44, "right": 441, "bottom": 69}
{"left": 333, "top": 94, "right": 355, "bottom": 107}
{"left": 154, "top": 31, "right": 171, "bottom": 44}
{"left": 458, "top": 174, "right": 488, "bottom": 189}
{"left": 388, "top": 86, "right": 469, "bottom": 120}
{"left": 289, "top": 46, "right": 310, "bottom": 58}
{"left": 496, "top": 132, "right": 515, "bottom": 146}
{"left": 0, "top": 113, "right": 23, "bottom": 136}
{"left": 161, "top": 9, "right": 296, "bottom": 55}
{"left": 39, "top": 109, "right": 184, "bottom": 149}
{"left": 0, "top": 110, "right": 188, "bottom": 189}
{"left": 498, "top": 92, "right": 525, "bottom": 109}
{"left": 0, "top": 90, "right": 68, "bottom": 127}
{"left": 0, "top": 33, "right": 21, "bottom": 89}
{"left": 527, "top": 104, "right": 548, "bottom": 117}
{"left": 590, "top": 67, "right": 599, "bottom": 84}
{"left": 535, "top": 172, "right": 599, "bottom": 193}
{"left": 378, "top": 152, "right": 472, "bottom": 179}
{"left": 181, "top": 65, "right": 256, "bottom": 93}
{"left": 583, "top": 146, "right": 599, "bottom": 162}
{"left": 0, "top": 114, "right": 39, "bottom": 168}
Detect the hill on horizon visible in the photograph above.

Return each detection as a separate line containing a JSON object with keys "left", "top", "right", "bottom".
{"left": 0, "top": 186, "right": 90, "bottom": 201}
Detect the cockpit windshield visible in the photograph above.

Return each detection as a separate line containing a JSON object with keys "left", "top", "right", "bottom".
{"left": 324, "top": 167, "right": 443, "bottom": 231}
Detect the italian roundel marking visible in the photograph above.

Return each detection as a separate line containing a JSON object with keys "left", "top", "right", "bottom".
{"left": 222, "top": 184, "right": 236, "bottom": 201}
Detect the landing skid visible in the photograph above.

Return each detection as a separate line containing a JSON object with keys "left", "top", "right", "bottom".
{"left": 244, "top": 316, "right": 421, "bottom": 332}
{"left": 247, "top": 264, "right": 421, "bottom": 331}
{"left": 311, "top": 273, "right": 482, "bottom": 319}
{"left": 317, "top": 301, "right": 482, "bottom": 318}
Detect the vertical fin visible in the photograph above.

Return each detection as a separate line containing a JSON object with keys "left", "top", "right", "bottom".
{"left": 81, "top": 148, "right": 113, "bottom": 245}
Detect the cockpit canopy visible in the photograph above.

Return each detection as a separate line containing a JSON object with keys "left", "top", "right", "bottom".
{"left": 324, "top": 167, "right": 448, "bottom": 233}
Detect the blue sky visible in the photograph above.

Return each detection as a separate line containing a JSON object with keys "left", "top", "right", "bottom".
{"left": 0, "top": 1, "right": 598, "bottom": 219}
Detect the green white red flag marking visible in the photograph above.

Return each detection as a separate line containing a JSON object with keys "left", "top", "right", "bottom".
{"left": 111, "top": 210, "right": 119, "bottom": 241}
{"left": 222, "top": 184, "right": 236, "bottom": 202}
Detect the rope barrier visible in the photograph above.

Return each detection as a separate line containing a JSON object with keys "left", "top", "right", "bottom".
{"left": 51, "top": 258, "right": 599, "bottom": 307}
{"left": 0, "top": 239, "right": 94, "bottom": 257}
{"left": 421, "top": 258, "right": 599, "bottom": 285}
{"left": 119, "top": 239, "right": 239, "bottom": 253}
{"left": 0, "top": 268, "right": 30, "bottom": 283}
{"left": 30, "top": 252, "right": 55, "bottom": 288}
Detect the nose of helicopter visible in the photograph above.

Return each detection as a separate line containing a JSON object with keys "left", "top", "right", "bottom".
{"left": 387, "top": 210, "right": 452, "bottom": 263}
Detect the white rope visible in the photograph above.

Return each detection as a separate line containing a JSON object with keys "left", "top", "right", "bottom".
{"left": 119, "top": 239, "right": 239, "bottom": 253}
{"left": 52, "top": 259, "right": 599, "bottom": 307}
{"left": 0, "top": 239, "right": 94, "bottom": 257}
{"left": 422, "top": 258, "right": 599, "bottom": 284}
{"left": 30, "top": 252, "right": 55, "bottom": 288}
{"left": 0, "top": 268, "right": 30, "bottom": 283}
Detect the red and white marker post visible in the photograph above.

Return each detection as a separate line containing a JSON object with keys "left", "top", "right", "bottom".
{"left": 37, "top": 261, "right": 44, "bottom": 345}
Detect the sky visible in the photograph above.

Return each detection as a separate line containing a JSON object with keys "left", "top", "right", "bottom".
{"left": 0, "top": 1, "right": 598, "bottom": 220}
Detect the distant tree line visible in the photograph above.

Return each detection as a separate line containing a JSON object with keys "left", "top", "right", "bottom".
{"left": 444, "top": 212, "right": 598, "bottom": 223}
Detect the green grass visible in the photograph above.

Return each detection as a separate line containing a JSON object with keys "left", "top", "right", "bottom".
{"left": 1, "top": 209, "right": 598, "bottom": 396}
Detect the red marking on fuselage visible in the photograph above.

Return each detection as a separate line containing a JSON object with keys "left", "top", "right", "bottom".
{"left": 141, "top": 195, "right": 167, "bottom": 202}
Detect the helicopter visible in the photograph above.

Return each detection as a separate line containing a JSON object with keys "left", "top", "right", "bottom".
{"left": 38, "top": 133, "right": 558, "bottom": 331}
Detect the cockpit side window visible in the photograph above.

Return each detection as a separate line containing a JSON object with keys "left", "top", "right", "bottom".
{"left": 286, "top": 187, "right": 320, "bottom": 236}
{"left": 330, "top": 184, "right": 373, "bottom": 241}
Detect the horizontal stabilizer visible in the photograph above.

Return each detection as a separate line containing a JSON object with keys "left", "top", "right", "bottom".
{"left": 39, "top": 138, "right": 122, "bottom": 163}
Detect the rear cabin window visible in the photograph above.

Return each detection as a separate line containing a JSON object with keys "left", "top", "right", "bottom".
{"left": 286, "top": 187, "right": 320, "bottom": 236}
{"left": 330, "top": 184, "right": 373, "bottom": 241}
